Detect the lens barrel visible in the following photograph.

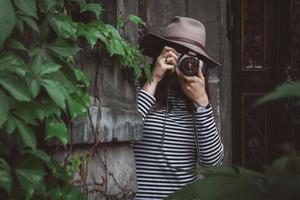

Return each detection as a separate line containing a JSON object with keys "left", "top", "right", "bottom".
{"left": 178, "top": 55, "right": 199, "bottom": 76}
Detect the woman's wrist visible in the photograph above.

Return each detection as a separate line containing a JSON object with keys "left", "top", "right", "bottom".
{"left": 142, "top": 78, "right": 159, "bottom": 97}
{"left": 193, "top": 95, "right": 209, "bottom": 107}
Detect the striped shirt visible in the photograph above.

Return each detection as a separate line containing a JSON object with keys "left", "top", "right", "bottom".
{"left": 133, "top": 89, "right": 224, "bottom": 200}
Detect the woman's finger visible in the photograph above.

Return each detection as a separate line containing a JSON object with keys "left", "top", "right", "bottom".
{"left": 197, "top": 67, "right": 205, "bottom": 80}
{"left": 165, "top": 57, "right": 177, "bottom": 66}
{"left": 161, "top": 46, "right": 179, "bottom": 56}
{"left": 182, "top": 74, "right": 196, "bottom": 82}
{"left": 178, "top": 68, "right": 196, "bottom": 82}
{"left": 175, "top": 67, "right": 186, "bottom": 81}
{"left": 164, "top": 51, "right": 178, "bottom": 60}
{"left": 164, "top": 46, "right": 179, "bottom": 54}
{"left": 157, "top": 55, "right": 166, "bottom": 64}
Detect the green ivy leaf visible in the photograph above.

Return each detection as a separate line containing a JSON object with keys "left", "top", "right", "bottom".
{"left": 74, "top": 68, "right": 89, "bottom": 87}
{"left": 28, "top": 46, "right": 40, "bottom": 57}
{"left": 46, "top": 38, "right": 81, "bottom": 57}
{"left": 47, "top": 14, "right": 77, "bottom": 39}
{"left": 47, "top": 161, "right": 70, "bottom": 181}
{"left": 4, "top": 114, "right": 16, "bottom": 134}
{"left": 16, "top": 168, "right": 46, "bottom": 199}
{"left": 0, "top": 77, "right": 31, "bottom": 102}
{"left": 62, "top": 185, "right": 86, "bottom": 200}
{"left": 26, "top": 149, "right": 68, "bottom": 184}
{"left": 0, "top": 53, "right": 27, "bottom": 77}
{"left": 144, "top": 62, "right": 152, "bottom": 82}
{"left": 106, "top": 38, "right": 125, "bottom": 56}
{"left": 117, "top": 17, "right": 125, "bottom": 29}
{"left": 40, "top": 0, "right": 58, "bottom": 13}
{"left": 47, "top": 185, "right": 85, "bottom": 200}
{"left": 15, "top": 118, "right": 37, "bottom": 150}
{"left": 15, "top": 18, "right": 24, "bottom": 33}
{"left": 0, "top": 158, "right": 12, "bottom": 194}
{"left": 0, "top": 53, "right": 24, "bottom": 70}
{"left": 80, "top": 2, "right": 103, "bottom": 19}
{"left": 40, "top": 79, "right": 66, "bottom": 109}
{"left": 31, "top": 53, "right": 43, "bottom": 75}
{"left": 9, "top": 67, "right": 27, "bottom": 78}
{"left": 0, "top": 90, "right": 9, "bottom": 127}
{"left": 35, "top": 99, "right": 61, "bottom": 120}
{"left": 96, "top": 21, "right": 110, "bottom": 38}
{"left": 119, "top": 41, "right": 143, "bottom": 79}
{"left": 39, "top": 19, "right": 50, "bottom": 42}
{"left": 128, "top": 14, "right": 146, "bottom": 27}
{"left": 14, "top": 102, "right": 39, "bottom": 125}
{"left": 101, "top": 24, "right": 126, "bottom": 56}
{"left": 0, "top": 0, "right": 16, "bottom": 46}
{"left": 19, "top": 15, "right": 40, "bottom": 33}
{"left": 27, "top": 149, "right": 51, "bottom": 164}
{"left": 67, "top": 90, "right": 90, "bottom": 119}
{"left": 14, "top": 0, "right": 37, "bottom": 19}
{"left": 7, "top": 39, "right": 27, "bottom": 51}
{"left": 45, "top": 117, "right": 68, "bottom": 147}
{"left": 30, "top": 79, "right": 41, "bottom": 98}
{"left": 54, "top": 70, "right": 77, "bottom": 93}
{"left": 105, "top": 24, "right": 122, "bottom": 40}
{"left": 40, "top": 62, "right": 62, "bottom": 76}
{"left": 32, "top": 53, "right": 62, "bottom": 76}
{"left": 77, "top": 22, "right": 102, "bottom": 48}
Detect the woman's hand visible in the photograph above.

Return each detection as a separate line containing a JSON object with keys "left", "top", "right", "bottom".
{"left": 143, "top": 46, "right": 179, "bottom": 96}
{"left": 152, "top": 46, "right": 179, "bottom": 83}
{"left": 176, "top": 67, "right": 209, "bottom": 107}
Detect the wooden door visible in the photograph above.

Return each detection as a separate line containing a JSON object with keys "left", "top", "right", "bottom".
{"left": 232, "top": 0, "right": 300, "bottom": 170}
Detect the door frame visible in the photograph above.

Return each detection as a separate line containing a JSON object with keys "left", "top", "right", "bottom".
{"left": 231, "top": 0, "right": 299, "bottom": 167}
{"left": 231, "top": 0, "right": 243, "bottom": 166}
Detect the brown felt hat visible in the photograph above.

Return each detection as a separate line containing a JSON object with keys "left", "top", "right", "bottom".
{"left": 139, "top": 16, "right": 221, "bottom": 68}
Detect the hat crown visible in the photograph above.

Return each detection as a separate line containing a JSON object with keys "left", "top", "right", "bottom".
{"left": 139, "top": 16, "right": 221, "bottom": 67}
{"left": 162, "top": 16, "right": 206, "bottom": 47}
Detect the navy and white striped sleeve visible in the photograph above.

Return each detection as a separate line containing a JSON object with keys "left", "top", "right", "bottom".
{"left": 137, "top": 89, "right": 156, "bottom": 121}
{"left": 194, "top": 105, "right": 224, "bottom": 167}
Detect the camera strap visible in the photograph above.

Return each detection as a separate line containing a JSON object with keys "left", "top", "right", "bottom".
{"left": 160, "top": 85, "right": 201, "bottom": 172}
{"left": 192, "top": 109, "right": 201, "bottom": 166}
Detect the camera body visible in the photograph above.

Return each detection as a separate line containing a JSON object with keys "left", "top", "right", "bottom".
{"left": 177, "top": 51, "right": 204, "bottom": 76}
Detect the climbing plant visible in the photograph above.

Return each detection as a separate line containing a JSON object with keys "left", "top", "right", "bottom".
{"left": 0, "top": 0, "right": 148, "bottom": 199}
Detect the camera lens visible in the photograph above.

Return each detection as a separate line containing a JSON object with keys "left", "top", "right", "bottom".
{"left": 178, "top": 56, "right": 199, "bottom": 76}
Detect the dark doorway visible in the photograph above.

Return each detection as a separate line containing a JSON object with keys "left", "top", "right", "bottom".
{"left": 232, "top": 0, "right": 300, "bottom": 170}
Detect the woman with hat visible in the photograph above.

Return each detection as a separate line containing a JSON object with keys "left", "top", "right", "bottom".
{"left": 133, "top": 16, "right": 224, "bottom": 199}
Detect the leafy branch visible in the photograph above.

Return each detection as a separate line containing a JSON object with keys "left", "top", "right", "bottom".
{"left": 0, "top": 0, "right": 148, "bottom": 199}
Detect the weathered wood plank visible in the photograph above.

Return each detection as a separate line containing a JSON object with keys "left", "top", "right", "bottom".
{"left": 187, "top": 0, "right": 220, "bottom": 59}
{"left": 118, "top": 0, "right": 139, "bottom": 44}
{"left": 143, "top": 0, "right": 187, "bottom": 33}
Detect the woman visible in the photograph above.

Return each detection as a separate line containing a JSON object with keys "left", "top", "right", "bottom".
{"left": 133, "top": 16, "right": 224, "bottom": 200}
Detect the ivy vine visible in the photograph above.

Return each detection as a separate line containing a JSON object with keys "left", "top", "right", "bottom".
{"left": 0, "top": 0, "right": 148, "bottom": 199}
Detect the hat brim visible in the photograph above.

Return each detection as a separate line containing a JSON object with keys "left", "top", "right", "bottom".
{"left": 139, "top": 33, "right": 221, "bottom": 68}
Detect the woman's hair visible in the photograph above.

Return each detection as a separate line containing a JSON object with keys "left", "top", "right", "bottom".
{"left": 140, "top": 58, "right": 211, "bottom": 111}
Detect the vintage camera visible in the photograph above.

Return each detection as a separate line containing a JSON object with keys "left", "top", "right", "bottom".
{"left": 177, "top": 51, "right": 204, "bottom": 76}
